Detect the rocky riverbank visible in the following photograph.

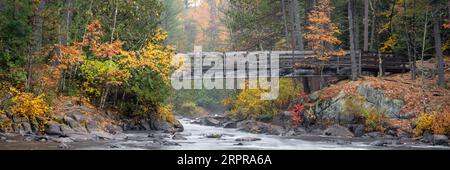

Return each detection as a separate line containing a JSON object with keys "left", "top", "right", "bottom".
{"left": 192, "top": 114, "right": 449, "bottom": 147}
{"left": 0, "top": 97, "right": 183, "bottom": 149}
{"left": 193, "top": 77, "right": 450, "bottom": 147}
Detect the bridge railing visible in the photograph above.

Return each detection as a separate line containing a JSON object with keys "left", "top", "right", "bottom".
{"left": 178, "top": 50, "right": 410, "bottom": 77}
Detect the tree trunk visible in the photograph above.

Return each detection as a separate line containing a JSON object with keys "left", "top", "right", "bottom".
{"left": 448, "top": 0, "right": 450, "bottom": 17}
{"left": 26, "top": 0, "right": 47, "bottom": 91}
{"left": 62, "top": 0, "right": 74, "bottom": 46}
{"left": 432, "top": 12, "right": 445, "bottom": 87}
{"left": 369, "top": 0, "right": 377, "bottom": 51}
{"left": 363, "top": 0, "right": 369, "bottom": 51}
{"left": 208, "top": 0, "right": 218, "bottom": 50}
{"left": 354, "top": 0, "right": 360, "bottom": 51}
{"left": 281, "top": 0, "right": 290, "bottom": 47}
{"left": 289, "top": 0, "right": 297, "bottom": 65}
{"left": 292, "top": 0, "right": 304, "bottom": 51}
{"left": 348, "top": 0, "right": 358, "bottom": 81}
{"left": 111, "top": 0, "right": 118, "bottom": 42}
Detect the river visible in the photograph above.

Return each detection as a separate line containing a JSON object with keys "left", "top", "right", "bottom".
{"left": 1, "top": 118, "right": 448, "bottom": 150}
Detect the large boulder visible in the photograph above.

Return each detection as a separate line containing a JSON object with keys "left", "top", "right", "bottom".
{"left": 353, "top": 124, "right": 365, "bottom": 137}
{"left": 237, "top": 120, "right": 284, "bottom": 135}
{"left": 202, "top": 117, "right": 221, "bottom": 126}
{"left": 323, "top": 124, "right": 354, "bottom": 137}
{"left": 357, "top": 84, "right": 404, "bottom": 118}
{"left": 63, "top": 116, "right": 83, "bottom": 131}
{"left": 45, "top": 121, "right": 63, "bottom": 136}
{"left": 430, "top": 135, "right": 449, "bottom": 146}
{"left": 20, "top": 121, "right": 33, "bottom": 135}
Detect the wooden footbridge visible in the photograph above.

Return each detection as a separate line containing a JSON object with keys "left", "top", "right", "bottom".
{"left": 176, "top": 50, "right": 410, "bottom": 92}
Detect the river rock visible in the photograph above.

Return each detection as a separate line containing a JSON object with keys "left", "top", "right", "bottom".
{"left": 60, "top": 125, "right": 74, "bottom": 137}
{"left": 293, "top": 127, "right": 307, "bottom": 136}
{"left": 34, "top": 135, "right": 50, "bottom": 142}
{"left": 203, "top": 117, "right": 221, "bottom": 126}
{"left": 149, "top": 118, "right": 173, "bottom": 132}
{"left": 353, "top": 124, "right": 365, "bottom": 137}
{"left": 272, "top": 111, "right": 292, "bottom": 127}
{"left": 327, "top": 139, "right": 352, "bottom": 145}
{"left": 85, "top": 120, "right": 98, "bottom": 132}
{"left": 172, "top": 134, "right": 187, "bottom": 140}
{"left": 430, "top": 135, "right": 449, "bottom": 146}
{"left": 323, "top": 125, "right": 354, "bottom": 137}
{"left": 172, "top": 120, "right": 184, "bottom": 132}
{"left": 223, "top": 122, "right": 237, "bottom": 129}
{"left": 237, "top": 120, "right": 284, "bottom": 135}
{"left": 68, "top": 111, "right": 87, "bottom": 122}
{"left": 52, "top": 137, "right": 74, "bottom": 143}
{"left": 45, "top": 121, "right": 63, "bottom": 136}
{"left": 58, "top": 143, "right": 71, "bottom": 149}
{"left": 153, "top": 139, "right": 180, "bottom": 146}
{"left": 370, "top": 140, "right": 401, "bottom": 147}
{"left": 205, "top": 133, "right": 222, "bottom": 138}
{"left": 235, "top": 137, "right": 262, "bottom": 142}
{"left": 106, "top": 124, "right": 122, "bottom": 135}
{"left": 67, "top": 133, "right": 95, "bottom": 141}
{"left": 139, "top": 121, "right": 151, "bottom": 130}
{"left": 20, "top": 121, "right": 33, "bottom": 135}
{"left": 0, "top": 133, "right": 7, "bottom": 140}
{"left": 309, "top": 129, "right": 324, "bottom": 135}
{"left": 63, "top": 116, "right": 83, "bottom": 131}
{"left": 364, "top": 132, "right": 382, "bottom": 138}
{"left": 357, "top": 84, "right": 404, "bottom": 118}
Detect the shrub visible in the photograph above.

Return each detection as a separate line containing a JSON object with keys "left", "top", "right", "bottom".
{"left": 225, "top": 79, "right": 303, "bottom": 120}
{"left": 361, "top": 108, "right": 385, "bottom": 132}
{"left": 156, "top": 104, "right": 177, "bottom": 125}
{"left": 290, "top": 104, "right": 304, "bottom": 127}
{"left": 414, "top": 112, "right": 450, "bottom": 136}
{"left": 9, "top": 89, "right": 50, "bottom": 121}
{"left": 177, "top": 101, "right": 208, "bottom": 118}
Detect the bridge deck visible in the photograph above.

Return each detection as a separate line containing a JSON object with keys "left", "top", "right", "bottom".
{"left": 179, "top": 50, "right": 410, "bottom": 78}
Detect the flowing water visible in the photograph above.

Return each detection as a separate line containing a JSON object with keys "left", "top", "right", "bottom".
{"left": 1, "top": 118, "right": 448, "bottom": 150}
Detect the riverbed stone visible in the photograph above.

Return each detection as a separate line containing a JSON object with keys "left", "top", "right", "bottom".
{"left": 431, "top": 135, "right": 449, "bottom": 146}
{"left": 353, "top": 124, "right": 365, "bottom": 137}
{"left": 63, "top": 116, "right": 82, "bottom": 130}
{"left": 370, "top": 140, "right": 401, "bottom": 147}
{"left": 203, "top": 117, "right": 221, "bottom": 126}
{"left": 294, "top": 127, "right": 307, "bottom": 136}
{"left": 237, "top": 120, "right": 285, "bottom": 135}
{"left": 323, "top": 125, "right": 354, "bottom": 137}
{"left": 172, "top": 134, "right": 187, "bottom": 140}
{"left": 85, "top": 120, "right": 98, "bottom": 132}
{"left": 21, "top": 121, "right": 33, "bottom": 135}
{"left": 365, "top": 132, "right": 382, "bottom": 138}
{"left": 223, "top": 122, "right": 237, "bottom": 129}
{"left": 235, "top": 137, "right": 262, "bottom": 142}
{"left": 149, "top": 118, "right": 173, "bottom": 132}
{"left": 205, "top": 133, "right": 222, "bottom": 138}
{"left": 45, "top": 121, "right": 63, "bottom": 136}
{"left": 58, "top": 143, "right": 71, "bottom": 149}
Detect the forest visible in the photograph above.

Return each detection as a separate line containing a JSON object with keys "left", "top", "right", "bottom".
{"left": 0, "top": 0, "right": 449, "bottom": 150}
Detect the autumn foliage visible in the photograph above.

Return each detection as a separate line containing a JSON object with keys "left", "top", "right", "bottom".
{"left": 304, "top": 0, "right": 345, "bottom": 61}
{"left": 290, "top": 104, "right": 304, "bottom": 128}
{"left": 414, "top": 112, "right": 450, "bottom": 136}
{"left": 51, "top": 20, "right": 177, "bottom": 118}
